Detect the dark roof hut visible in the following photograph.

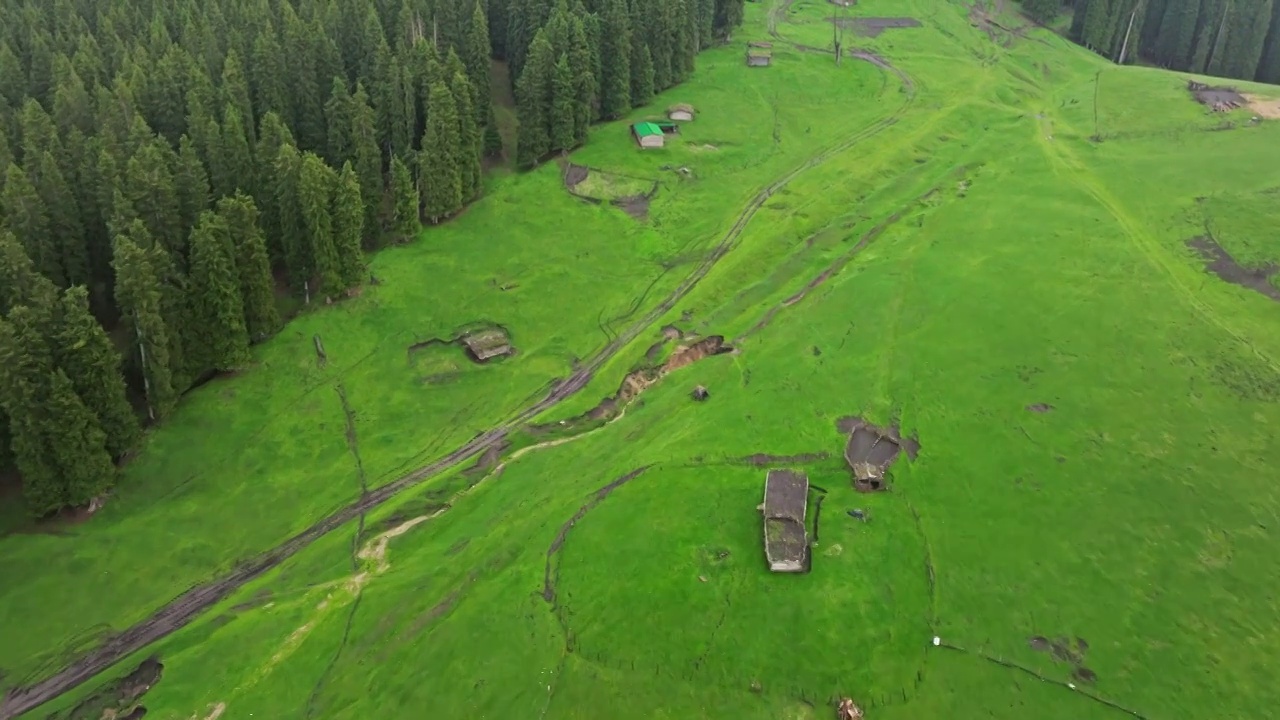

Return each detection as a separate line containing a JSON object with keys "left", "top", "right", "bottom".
{"left": 841, "top": 418, "right": 916, "bottom": 492}
{"left": 762, "top": 469, "right": 809, "bottom": 572}
{"left": 461, "top": 328, "right": 513, "bottom": 362}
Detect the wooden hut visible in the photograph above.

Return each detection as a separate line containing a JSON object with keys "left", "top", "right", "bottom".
{"left": 667, "top": 103, "right": 696, "bottom": 122}
{"left": 762, "top": 469, "right": 809, "bottom": 572}
{"left": 631, "top": 121, "right": 665, "bottom": 148}
{"left": 747, "top": 42, "right": 773, "bottom": 67}
{"left": 461, "top": 328, "right": 513, "bottom": 362}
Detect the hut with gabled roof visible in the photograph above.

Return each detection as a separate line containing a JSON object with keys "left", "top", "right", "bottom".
{"left": 461, "top": 328, "right": 513, "bottom": 362}
{"left": 762, "top": 469, "right": 809, "bottom": 572}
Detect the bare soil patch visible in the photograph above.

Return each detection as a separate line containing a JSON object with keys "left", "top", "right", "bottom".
{"left": 1189, "top": 81, "right": 1246, "bottom": 111}
{"left": 563, "top": 163, "right": 588, "bottom": 188}
{"left": 1187, "top": 236, "right": 1280, "bottom": 302}
{"left": 1244, "top": 94, "right": 1280, "bottom": 119}
{"left": 1026, "top": 403, "right": 1054, "bottom": 413}
{"left": 50, "top": 658, "right": 161, "bottom": 720}
{"left": 829, "top": 16, "right": 920, "bottom": 37}
{"left": 615, "top": 194, "right": 651, "bottom": 221}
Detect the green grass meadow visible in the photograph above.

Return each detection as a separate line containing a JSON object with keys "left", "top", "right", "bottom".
{"left": 8, "top": 0, "right": 1280, "bottom": 717}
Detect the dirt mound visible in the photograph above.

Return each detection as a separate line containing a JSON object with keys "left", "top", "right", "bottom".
{"left": 1244, "top": 94, "right": 1280, "bottom": 119}
{"left": 1187, "top": 236, "right": 1280, "bottom": 302}
{"left": 830, "top": 16, "right": 920, "bottom": 37}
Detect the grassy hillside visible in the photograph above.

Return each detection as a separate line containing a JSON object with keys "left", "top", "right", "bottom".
{"left": 7, "top": 0, "right": 1280, "bottom": 717}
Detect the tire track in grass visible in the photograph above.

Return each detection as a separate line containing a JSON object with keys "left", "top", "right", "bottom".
{"left": 1036, "top": 113, "right": 1280, "bottom": 375}
{"left": 0, "top": 35, "right": 919, "bottom": 720}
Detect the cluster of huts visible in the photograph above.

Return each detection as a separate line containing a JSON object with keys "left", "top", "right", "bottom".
{"left": 630, "top": 104, "right": 697, "bottom": 149}
{"left": 760, "top": 419, "right": 916, "bottom": 574}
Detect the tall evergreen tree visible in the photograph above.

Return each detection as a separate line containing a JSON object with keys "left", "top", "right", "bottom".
{"left": 44, "top": 367, "right": 118, "bottom": 507}
{"left": 332, "top": 162, "right": 366, "bottom": 290}
{"left": 299, "top": 152, "right": 342, "bottom": 296}
{"left": 29, "top": 151, "right": 88, "bottom": 288}
{"left": 449, "top": 70, "right": 484, "bottom": 200}
{"left": 112, "top": 232, "right": 177, "bottom": 420}
{"left": 350, "top": 82, "right": 384, "bottom": 245}
{"left": 325, "top": 76, "right": 355, "bottom": 166}
{"left": 551, "top": 54, "right": 577, "bottom": 152}
{"left": 216, "top": 105, "right": 255, "bottom": 197}
{"left": 275, "top": 142, "right": 313, "bottom": 293}
{"left": 1, "top": 164, "right": 59, "bottom": 285}
{"left": 175, "top": 135, "right": 212, "bottom": 239}
{"left": 187, "top": 211, "right": 250, "bottom": 371}
{"left": 420, "top": 81, "right": 464, "bottom": 221}
{"left": 600, "top": 0, "right": 633, "bottom": 119}
{"left": 53, "top": 286, "right": 140, "bottom": 458}
{"left": 390, "top": 154, "right": 420, "bottom": 242}
{"left": 631, "top": 42, "right": 655, "bottom": 106}
{"left": 515, "top": 33, "right": 555, "bottom": 167}
{"left": 216, "top": 193, "right": 279, "bottom": 340}
{"left": 125, "top": 139, "right": 184, "bottom": 259}
{"left": 221, "top": 49, "right": 257, "bottom": 145}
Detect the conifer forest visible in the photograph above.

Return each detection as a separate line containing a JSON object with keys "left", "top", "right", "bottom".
{"left": 0, "top": 0, "right": 743, "bottom": 515}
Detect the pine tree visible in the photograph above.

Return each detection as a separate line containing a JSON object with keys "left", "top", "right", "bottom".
{"left": 420, "top": 81, "right": 464, "bottom": 221}
{"left": 1257, "top": 0, "right": 1280, "bottom": 81}
{"left": 390, "top": 154, "right": 420, "bottom": 242}
{"left": 125, "top": 139, "right": 185, "bottom": 259}
{"left": 112, "top": 232, "right": 177, "bottom": 420}
{"left": 600, "top": 0, "right": 633, "bottom": 119}
{"left": 31, "top": 148, "right": 89, "bottom": 288}
{"left": 53, "top": 286, "right": 140, "bottom": 459}
{"left": 350, "top": 83, "right": 384, "bottom": 246}
{"left": 187, "top": 211, "right": 251, "bottom": 371}
{"left": 1221, "top": 0, "right": 1271, "bottom": 78}
{"left": 175, "top": 135, "right": 212, "bottom": 239}
{"left": 0, "top": 231, "right": 57, "bottom": 314}
{"left": 325, "top": 76, "right": 355, "bottom": 166}
{"left": 45, "top": 367, "right": 118, "bottom": 507}
{"left": 551, "top": 54, "right": 577, "bottom": 152}
{"left": 216, "top": 193, "right": 279, "bottom": 340}
{"left": 332, "top": 162, "right": 366, "bottom": 290}
{"left": 217, "top": 105, "right": 256, "bottom": 197}
{"left": 465, "top": 1, "right": 496, "bottom": 132}
{"left": 0, "top": 310, "right": 61, "bottom": 514}
{"left": 299, "top": 152, "right": 342, "bottom": 296}
{"left": 515, "top": 33, "right": 555, "bottom": 167}
{"left": 2, "top": 164, "right": 59, "bottom": 286}
{"left": 631, "top": 42, "right": 655, "bottom": 107}
{"left": 449, "top": 70, "right": 484, "bottom": 200}
{"left": 252, "top": 29, "right": 288, "bottom": 118}
{"left": 221, "top": 49, "right": 257, "bottom": 145}
{"left": 275, "top": 142, "right": 313, "bottom": 293}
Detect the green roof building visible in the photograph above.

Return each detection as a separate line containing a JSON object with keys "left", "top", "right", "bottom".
{"left": 631, "top": 121, "right": 665, "bottom": 148}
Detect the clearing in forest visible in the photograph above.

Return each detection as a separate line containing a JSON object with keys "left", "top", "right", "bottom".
{"left": 8, "top": 0, "right": 1280, "bottom": 719}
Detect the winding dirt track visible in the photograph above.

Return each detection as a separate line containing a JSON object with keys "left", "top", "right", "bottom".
{"left": 0, "top": 21, "right": 916, "bottom": 720}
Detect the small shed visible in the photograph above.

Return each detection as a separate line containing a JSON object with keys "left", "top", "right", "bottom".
{"left": 631, "top": 121, "right": 665, "bottom": 148}
{"left": 668, "top": 103, "right": 696, "bottom": 122}
{"left": 762, "top": 469, "right": 809, "bottom": 573}
{"left": 747, "top": 42, "right": 773, "bottom": 67}
{"left": 461, "top": 328, "right": 513, "bottom": 362}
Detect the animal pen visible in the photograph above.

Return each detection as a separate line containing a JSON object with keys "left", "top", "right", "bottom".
{"left": 762, "top": 469, "right": 809, "bottom": 572}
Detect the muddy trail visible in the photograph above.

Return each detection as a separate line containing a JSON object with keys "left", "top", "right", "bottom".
{"left": 0, "top": 23, "right": 918, "bottom": 720}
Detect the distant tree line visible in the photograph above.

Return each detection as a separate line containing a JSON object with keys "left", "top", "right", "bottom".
{"left": 0, "top": 0, "right": 746, "bottom": 515}
{"left": 1027, "top": 0, "right": 1280, "bottom": 82}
